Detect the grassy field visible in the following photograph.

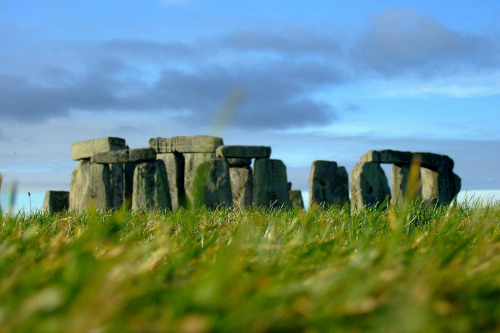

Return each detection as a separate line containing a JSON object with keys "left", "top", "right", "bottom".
{"left": 0, "top": 200, "right": 499, "bottom": 332}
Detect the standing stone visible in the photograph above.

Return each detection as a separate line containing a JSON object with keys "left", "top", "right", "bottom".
{"left": 253, "top": 159, "right": 291, "bottom": 208}
{"left": 350, "top": 162, "right": 391, "bottom": 212}
{"left": 110, "top": 163, "right": 125, "bottom": 208}
{"left": 337, "top": 166, "right": 349, "bottom": 203}
{"left": 157, "top": 153, "right": 185, "bottom": 211}
{"left": 184, "top": 153, "right": 215, "bottom": 207}
{"left": 69, "top": 160, "right": 112, "bottom": 212}
{"left": 421, "top": 167, "right": 461, "bottom": 204}
{"left": 132, "top": 161, "right": 171, "bottom": 211}
{"left": 123, "top": 162, "right": 135, "bottom": 209}
{"left": 43, "top": 191, "right": 69, "bottom": 213}
{"left": 229, "top": 167, "right": 253, "bottom": 210}
{"left": 71, "top": 137, "right": 126, "bottom": 161}
{"left": 309, "top": 160, "right": 349, "bottom": 208}
{"left": 391, "top": 164, "right": 422, "bottom": 207}
{"left": 289, "top": 190, "right": 304, "bottom": 209}
{"left": 185, "top": 157, "right": 232, "bottom": 209}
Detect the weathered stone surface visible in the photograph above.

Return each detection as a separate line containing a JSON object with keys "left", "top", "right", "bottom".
{"left": 91, "top": 149, "right": 129, "bottom": 164}
{"left": 309, "top": 161, "right": 349, "bottom": 208}
{"left": 71, "top": 137, "right": 126, "bottom": 161}
{"left": 185, "top": 156, "right": 232, "bottom": 209}
{"left": 129, "top": 148, "right": 156, "bottom": 162}
{"left": 149, "top": 136, "right": 223, "bottom": 153}
{"left": 391, "top": 164, "right": 422, "bottom": 207}
{"left": 289, "top": 190, "right": 304, "bottom": 209}
{"left": 92, "top": 148, "right": 156, "bottom": 164}
{"left": 337, "top": 166, "right": 349, "bottom": 202}
{"left": 253, "top": 159, "right": 291, "bottom": 208}
{"left": 157, "top": 153, "right": 185, "bottom": 211}
{"left": 308, "top": 161, "right": 349, "bottom": 208}
{"left": 216, "top": 145, "right": 271, "bottom": 159}
{"left": 43, "top": 191, "right": 69, "bottom": 213}
{"left": 413, "top": 152, "right": 454, "bottom": 170}
{"left": 184, "top": 153, "right": 215, "bottom": 206}
{"left": 110, "top": 163, "right": 125, "bottom": 208}
{"left": 350, "top": 162, "right": 391, "bottom": 211}
{"left": 132, "top": 161, "right": 171, "bottom": 211}
{"left": 229, "top": 167, "right": 253, "bottom": 210}
{"left": 123, "top": 162, "right": 135, "bottom": 209}
{"left": 361, "top": 150, "right": 413, "bottom": 165}
{"left": 69, "top": 160, "right": 112, "bottom": 211}
{"left": 422, "top": 167, "right": 461, "bottom": 204}
{"left": 226, "top": 158, "right": 252, "bottom": 167}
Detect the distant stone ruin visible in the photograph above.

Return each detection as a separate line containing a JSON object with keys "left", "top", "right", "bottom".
{"left": 43, "top": 136, "right": 302, "bottom": 213}
{"left": 351, "top": 150, "right": 461, "bottom": 211}
{"left": 42, "top": 137, "right": 461, "bottom": 213}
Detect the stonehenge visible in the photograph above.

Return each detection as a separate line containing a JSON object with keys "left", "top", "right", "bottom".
{"left": 44, "top": 137, "right": 462, "bottom": 213}
{"left": 53, "top": 136, "right": 297, "bottom": 212}
{"left": 352, "top": 149, "right": 461, "bottom": 211}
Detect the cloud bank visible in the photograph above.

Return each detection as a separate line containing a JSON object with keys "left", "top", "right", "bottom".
{"left": 0, "top": 9, "right": 498, "bottom": 129}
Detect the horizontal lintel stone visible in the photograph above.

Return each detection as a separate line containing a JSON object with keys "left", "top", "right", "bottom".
{"left": 92, "top": 149, "right": 130, "bottom": 164}
{"left": 360, "top": 150, "right": 413, "bottom": 165}
{"left": 216, "top": 145, "right": 271, "bottom": 159}
{"left": 91, "top": 148, "right": 156, "bottom": 164}
{"left": 71, "top": 137, "right": 126, "bottom": 161}
{"left": 227, "top": 158, "right": 252, "bottom": 167}
{"left": 413, "top": 152, "right": 454, "bottom": 170}
{"left": 361, "top": 149, "right": 454, "bottom": 170}
{"left": 129, "top": 148, "right": 156, "bottom": 162}
{"left": 149, "top": 136, "right": 223, "bottom": 153}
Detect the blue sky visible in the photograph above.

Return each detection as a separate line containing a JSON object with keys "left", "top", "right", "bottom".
{"left": 1, "top": 0, "right": 499, "bottom": 210}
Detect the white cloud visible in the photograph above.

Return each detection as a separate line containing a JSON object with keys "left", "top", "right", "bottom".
{"left": 357, "top": 71, "right": 500, "bottom": 99}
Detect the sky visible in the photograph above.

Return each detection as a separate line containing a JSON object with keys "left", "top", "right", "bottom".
{"left": 1, "top": 0, "right": 500, "bottom": 211}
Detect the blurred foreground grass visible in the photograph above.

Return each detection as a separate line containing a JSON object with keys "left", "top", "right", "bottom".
{"left": 0, "top": 202, "right": 499, "bottom": 332}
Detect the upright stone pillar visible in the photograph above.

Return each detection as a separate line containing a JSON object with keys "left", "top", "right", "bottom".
{"left": 132, "top": 160, "right": 171, "bottom": 211}
{"left": 157, "top": 153, "right": 185, "bottom": 211}
{"left": 289, "top": 190, "right": 305, "bottom": 209}
{"left": 186, "top": 157, "right": 232, "bottom": 209}
{"left": 309, "top": 160, "right": 349, "bottom": 208}
{"left": 123, "top": 162, "right": 135, "bottom": 209}
{"left": 43, "top": 191, "right": 69, "bottom": 213}
{"left": 229, "top": 166, "right": 253, "bottom": 210}
{"left": 422, "top": 167, "right": 461, "bottom": 204}
{"left": 350, "top": 162, "right": 391, "bottom": 212}
{"left": 184, "top": 153, "right": 215, "bottom": 207}
{"left": 391, "top": 164, "right": 422, "bottom": 207}
{"left": 253, "top": 159, "right": 291, "bottom": 208}
{"left": 110, "top": 163, "right": 125, "bottom": 208}
{"left": 69, "top": 160, "right": 112, "bottom": 212}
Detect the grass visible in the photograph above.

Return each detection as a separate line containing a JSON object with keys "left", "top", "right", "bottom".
{"left": 0, "top": 201, "right": 499, "bottom": 332}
